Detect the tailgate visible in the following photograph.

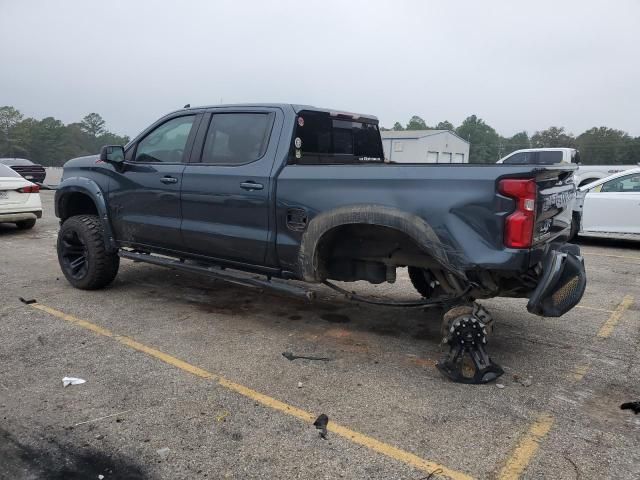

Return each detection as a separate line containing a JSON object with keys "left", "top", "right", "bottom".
{"left": 532, "top": 168, "right": 576, "bottom": 245}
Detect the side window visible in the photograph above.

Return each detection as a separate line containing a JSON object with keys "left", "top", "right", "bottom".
{"left": 601, "top": 173, "right": 640, "bottom": 193}
{"left": 503, "top": 152, "right": 526, "bottom": 164}
{"left": 134, "top": 116, "right": 196, "bottom": 163}
{"left": 201, "top": 113, "right": 272, "bottom": 165}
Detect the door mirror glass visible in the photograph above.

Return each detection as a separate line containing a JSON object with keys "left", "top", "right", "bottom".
{"left": 100, "top": 145, "right": 125, "bottom": 163}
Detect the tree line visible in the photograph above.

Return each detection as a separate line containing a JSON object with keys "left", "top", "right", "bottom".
{"left": 2, "top": 105, "right": 639, "bottom": 166}
{"left": 383, "top": 115, "right": 640, "bottom": 165}
{"left": 0, "top": 106, "right": 129, "bottom": 166}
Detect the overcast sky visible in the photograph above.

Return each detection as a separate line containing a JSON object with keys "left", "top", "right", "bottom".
{"left": 1, "top": 0, "right": 639, "bottom": 137}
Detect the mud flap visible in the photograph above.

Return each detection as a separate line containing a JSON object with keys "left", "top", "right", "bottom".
{"left": 527, "top": 244, "right": 586, "bottom": 317}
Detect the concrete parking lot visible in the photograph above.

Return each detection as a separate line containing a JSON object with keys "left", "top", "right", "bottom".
{"left": 1, "top": 191, "right": 639, "bottom": 479}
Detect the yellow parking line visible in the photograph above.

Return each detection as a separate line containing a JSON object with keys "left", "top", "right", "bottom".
{"left": 498, "top": 414, "right": 554, "bottom": 480}
{"left": 30, "top": 302, "right": 473, "bottom": 480}
{"left": 597, "top": 295, "right": 635, "bottom": 338}
{"left": 581, "top": 251, "right": 640, "bottom": 262}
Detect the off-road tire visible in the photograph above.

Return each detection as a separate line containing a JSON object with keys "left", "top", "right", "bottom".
{"left": 57, "top": 215, "right": 119, "bottom": 290}
{"left": 15, "top": 218, "right": 36, "bottom": 230}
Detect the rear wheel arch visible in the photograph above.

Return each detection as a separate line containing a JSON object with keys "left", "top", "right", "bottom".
{"left": 298, "top": 205, "right": 464, "bottom": 282}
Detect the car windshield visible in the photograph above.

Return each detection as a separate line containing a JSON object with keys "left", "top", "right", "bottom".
{"left": 0, "top": 163, "right": 22, "bottom": 177}
{"left": 0, "top": 158, "right": 34, "bottom": 166}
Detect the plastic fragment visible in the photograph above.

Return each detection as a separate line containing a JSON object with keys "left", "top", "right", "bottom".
{"left": 63, "top": 377, "right": 86, "bottom": 387}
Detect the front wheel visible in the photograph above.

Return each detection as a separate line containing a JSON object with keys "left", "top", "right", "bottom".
{"left": 57, "top": 215, "right": 119, "bottom": 290}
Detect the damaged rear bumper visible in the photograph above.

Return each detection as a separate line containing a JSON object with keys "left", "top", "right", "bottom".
{"left": 527, "top": 243, "right": 586, "bottom": 317}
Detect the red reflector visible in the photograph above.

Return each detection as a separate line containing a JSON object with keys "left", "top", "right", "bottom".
{"left": 499, "top": 179, "right": 537, "bottom": 248}
{"left": 17, "top": 185, "right": 40, "bottom": 193}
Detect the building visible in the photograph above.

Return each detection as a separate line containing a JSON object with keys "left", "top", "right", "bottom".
{"left": 381, "top": 130, "right": 470, "bottom": 164}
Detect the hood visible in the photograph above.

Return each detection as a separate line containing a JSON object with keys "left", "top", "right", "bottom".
{"left": 63, "top": 154, "right": 100, "bottom": 169}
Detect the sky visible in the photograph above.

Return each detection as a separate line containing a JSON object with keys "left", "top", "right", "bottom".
{"left": 1, "top": 0, "right": 639, "bottom": 138}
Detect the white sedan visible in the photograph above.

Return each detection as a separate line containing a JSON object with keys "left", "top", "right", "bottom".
{"left": 573, "top": 167, "right": 640, "bottom": 239}
{"left": 0, "top": 163, "right": 42, "bottom": 230}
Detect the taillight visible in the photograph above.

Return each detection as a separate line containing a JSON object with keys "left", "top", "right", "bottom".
{"left": 17, "top": 185, "right": 40, "bottom": 193}
{"left": 499, "top": 178, "right": 537, "bottom": 248}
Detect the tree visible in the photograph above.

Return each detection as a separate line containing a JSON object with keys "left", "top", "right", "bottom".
{"left": 392, "top": 122, "right": 405, "bottom": 131}
{"left": 456, "top": 115, "right": 500, "bottom": 163}
{"left": 531, "top": 127, "right": 575, "bottom": 148}
{"left": 500, "top": 131, "right": 530, "bottom": 157}
{"left": 406, "top": 115, "right": 428, "bottom": 131}
{"left": 80, "top": 113, "right": 106, "bottom": 137}
{"left": 0, "top": 106, "right": 24, "bottom": 156}
{"left": 575, "top": 127, "right": 634, "bottom": 165}
{"left": 434, "top": 120, "right": 454, "bottom": 131}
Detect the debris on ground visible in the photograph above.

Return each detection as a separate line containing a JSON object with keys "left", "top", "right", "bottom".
{"left": 620, "top": 401, "right": 640, "bottom": 414}
{"left": 495, "top": 383, "right": 505, "bottom": 389}
{"left": 513, "top": 374, "right": 533, "bottom": 387}
{"left": 313, "top": 414, "right": 329, "bottom": 439}
{"left": 156, "top": 447, "right": 171, "bottom": 460}
{"left": 215, "top": 411, "right": 229, "bottom": 422}
{"left": 297, "top": 382, "right": 303, "bottom": 388}
{"left": 19, "top": 297, "right": 37, "bottom": 305}
{"left": 63, "top": 377, "right": 86, "bottom": 387}
{"left": 282, "top": 351, "right": 331, "bottom": 362}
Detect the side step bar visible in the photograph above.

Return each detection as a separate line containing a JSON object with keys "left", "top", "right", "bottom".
{"left": 118, "top": 250, "right": 316, "bottom": 302}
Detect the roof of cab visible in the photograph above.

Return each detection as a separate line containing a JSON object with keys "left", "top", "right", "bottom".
{"left": 172, "top": 103, "right": 378, "bottom": 122}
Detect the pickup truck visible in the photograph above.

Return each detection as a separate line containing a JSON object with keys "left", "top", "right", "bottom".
{"left": 54, "top": 103, "right": 586, "bottom": 383}
{"left": 496, "top": 147, "right": 637, "bottom": 186}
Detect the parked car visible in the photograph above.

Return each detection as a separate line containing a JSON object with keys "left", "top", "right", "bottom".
{"left": 54, "top": 103, "right": 586, "bottom": 383}
{"left": 0, "top": 158, "right": 47, "bottom": 184}
{"left": 496, "top": 148, "right": 636, "bottom": 187}
{"left": 0, "top": 163, "right": 42, "bottom": 229}
{"left": 572, "top": 167, "right": 640, "bottom": 239}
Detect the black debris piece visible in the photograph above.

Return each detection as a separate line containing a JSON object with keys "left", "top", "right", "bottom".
{"left": 282, "top": 352, "right": 331, "bottom": 362}
{"left": 19, "top": 297, "right": 37, "bottom": 305}
{"left": 313, "top": 414, "right": 329, "bottom": 439}
{"left": 620, "top": 401, "right": 640, "bottom": 414}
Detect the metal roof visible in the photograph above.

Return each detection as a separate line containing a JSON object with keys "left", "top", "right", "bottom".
{"left": 380, "top": 129, "right": 470, "bottom": 144}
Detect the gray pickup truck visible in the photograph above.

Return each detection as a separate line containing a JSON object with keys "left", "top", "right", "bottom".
{"left": 54, "top": 103, "right": 586, "bottom": 383}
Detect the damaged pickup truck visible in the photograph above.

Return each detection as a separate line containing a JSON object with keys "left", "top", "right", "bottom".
{"left": 54, "top": 103, "right": 586, "bottom": 383}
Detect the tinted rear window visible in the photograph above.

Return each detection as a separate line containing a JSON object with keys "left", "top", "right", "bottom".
{"left": 0, "top": 164, "right": 22, "bottom": 177}
{"left": 292, "top": 111, "right": 383, "bottom": 164}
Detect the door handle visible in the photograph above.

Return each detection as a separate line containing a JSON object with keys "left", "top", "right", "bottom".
{"left": 160, "top": 176, "right": 178, "bottom": 184}
{"left": 240, "top": 181, "right": 264, "bottom": 191}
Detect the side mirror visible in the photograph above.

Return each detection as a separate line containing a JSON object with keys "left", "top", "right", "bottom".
{"left": 100, "top": 145, "right": 125, "bottom": 164}
{"left": 572, "top": 151, "right": 581, "bottom": 164}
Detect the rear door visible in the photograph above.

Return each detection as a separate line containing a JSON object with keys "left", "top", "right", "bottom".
{"left": 582, "top": 172, "right": 640, "bottom": 233}
{"left": 108, "top": 113, "right": 200, "bottom": 251}
{"left": 180, "top": 107, "right": 282, "bottom": 265}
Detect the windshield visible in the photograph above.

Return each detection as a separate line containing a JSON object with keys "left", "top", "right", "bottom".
{"left": 292, "top": 110, "right": 384, "bottom": 164}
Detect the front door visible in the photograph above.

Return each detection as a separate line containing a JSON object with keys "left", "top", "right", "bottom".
{"left": 108, "top": 114, "right": 199, "bottom": 251}
{"left": 181, "top": 109, "right": 281, "bottom": 265}
{"left": 582, "top": 172, "right": 640, "bottom": 234}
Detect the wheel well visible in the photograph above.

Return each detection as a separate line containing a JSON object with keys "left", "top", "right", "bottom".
{"left": 59, "top": 192, "right": 99, "bottom": 221}
{"left": 313, "top": 224, "right": 442, "bottom": 284}
{"left": 578, "top": 178, "right": 599, "bottom": 187}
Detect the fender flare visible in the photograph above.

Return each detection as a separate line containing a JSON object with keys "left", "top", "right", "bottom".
{"left": 297, "top": 205, "right": 465, "bottom": 282}
{"left": 54, "top": 177, "right": 117, "bottom": 252}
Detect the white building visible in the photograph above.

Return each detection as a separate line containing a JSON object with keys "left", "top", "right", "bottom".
{"left": 381, "top": 130, "right": 470, "bottom": 164}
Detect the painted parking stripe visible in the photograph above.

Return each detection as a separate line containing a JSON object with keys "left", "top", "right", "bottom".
{"left": 498, "top": 414, "right": 554, "bottom": 480}
{"left": 596, "top": 295, "right": 634, "bottom": 338}
{"left": 30, "top": 302, "right": 473, "bottom": 480}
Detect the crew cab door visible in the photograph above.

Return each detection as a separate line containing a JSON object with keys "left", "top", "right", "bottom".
{"left": 108, "top": 113, "right": 201, "bottom": 251}
{"left": 582, "top": 172, "right": 640, "bottom": 233}
{"left": 180, "top": 108, "right": 282, "bottom": 265}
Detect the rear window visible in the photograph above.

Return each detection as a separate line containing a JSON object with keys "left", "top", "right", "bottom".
{"left": 503, "top": 151, "right": 563, "bottom": 165}
{"left": 0, "top": 164, "right": 22, "bottom": 177}
{"left": 292, "top": 110, "right": 384, "bottom": 164}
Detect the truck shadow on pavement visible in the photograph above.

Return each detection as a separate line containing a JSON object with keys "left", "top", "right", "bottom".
{"left": 0, "top": 427, "right": 147, "bottom": 480}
